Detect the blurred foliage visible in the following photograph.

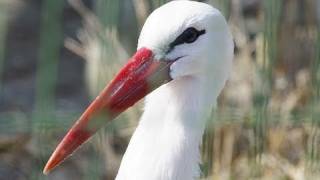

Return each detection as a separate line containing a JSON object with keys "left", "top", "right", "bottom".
{"left": 0, "top": 2, "right": 8, "bottom": 93}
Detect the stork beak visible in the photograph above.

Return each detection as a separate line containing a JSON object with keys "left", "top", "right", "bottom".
{"left": 43, "top": 48, "right": 173, "bottom": 174}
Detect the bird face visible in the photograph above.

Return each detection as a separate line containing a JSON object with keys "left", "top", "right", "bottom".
{"left": 138, "top": 1, "right": 234, "bottom": 80}
{"left": 43, "top": 1, "right": 233, "bottom": 174}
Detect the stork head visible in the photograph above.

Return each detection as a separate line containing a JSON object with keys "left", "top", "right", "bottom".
{"left": 139, "top": 1, "right": 233, "bottom": 82}
{"left": 43, "top": 1, "right": 233, "bottom": 174}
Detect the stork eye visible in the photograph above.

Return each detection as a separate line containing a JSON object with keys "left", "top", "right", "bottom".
{"left": 182, "top": 27, "right": 203, "bottom": 43}
{"left": 168, "top": 27, "right": 206, "bottom": 53}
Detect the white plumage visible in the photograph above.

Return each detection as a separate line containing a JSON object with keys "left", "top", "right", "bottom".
{"left": 116, "top": 1, "right": 233, "bottom": 180}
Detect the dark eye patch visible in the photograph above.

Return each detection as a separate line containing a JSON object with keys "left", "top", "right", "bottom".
{"left": 167, "top": 27, "right": 206, "bottom": 53}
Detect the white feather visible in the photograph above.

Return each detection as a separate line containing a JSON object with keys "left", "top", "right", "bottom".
{"left": 116, "top": 1, "right": 233, "bottom": 180}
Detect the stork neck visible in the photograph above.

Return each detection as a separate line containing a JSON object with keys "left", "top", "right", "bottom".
{"left": 116, "top": 76, "right": 216, "bottom": 180}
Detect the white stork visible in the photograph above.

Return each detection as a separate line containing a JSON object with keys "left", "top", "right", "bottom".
{"left": 43, "top": 1, "right": 234, "bottom": 179}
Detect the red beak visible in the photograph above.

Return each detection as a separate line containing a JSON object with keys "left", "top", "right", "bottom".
{"left": 43, "top": 48, "right": 173, "bottom": 174}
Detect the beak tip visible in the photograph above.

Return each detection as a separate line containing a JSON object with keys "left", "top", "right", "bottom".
{"left": 43, "top": 153, "right": 59, "bottom": 175}
{"left": 43, "top": 164, "right": 51, "bottom": 175}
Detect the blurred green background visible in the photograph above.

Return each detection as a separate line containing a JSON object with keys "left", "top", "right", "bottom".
{"left": 0, "top": 0, "right": 319, "bottom": 179}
